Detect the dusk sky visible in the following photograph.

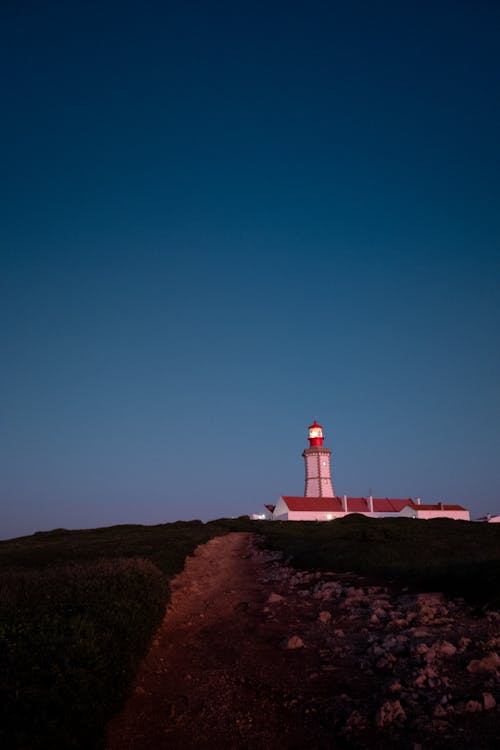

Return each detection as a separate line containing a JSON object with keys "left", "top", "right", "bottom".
{"left": 1, "top": 0, "right": 499, "bottom": 539}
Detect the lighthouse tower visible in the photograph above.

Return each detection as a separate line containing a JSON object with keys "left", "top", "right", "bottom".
{"left": 302, "top": 420, "right": 334, "bottom": 497}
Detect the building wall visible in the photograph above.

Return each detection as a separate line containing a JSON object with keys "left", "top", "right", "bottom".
{"left": 273, "top": 497, "right": 291, "bottom": 520}
{"left": 274, "top": 508, "right": 427, "bottom": 521}
{"left": 273, "top": 500, "right": 471, "bottom": 522}
{"left": 399, "top": 506, "right": 470, "bottom": 521}
{"left": 417, "top": 509, "right": 470, "bottom": 521}
{"left": 288, "top": 510, "right": 345, "bottom": 521}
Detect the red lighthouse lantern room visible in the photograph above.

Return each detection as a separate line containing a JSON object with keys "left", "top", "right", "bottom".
{"left": 308, "top": 420, "right": 324, "bottom": 447}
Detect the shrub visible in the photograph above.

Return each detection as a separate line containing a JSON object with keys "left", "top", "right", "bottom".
{"left": 0, "top": 558, "right": 167, "bottom": 749}
{"left": 0, "top": 520, "right": 228, "bottom": 749}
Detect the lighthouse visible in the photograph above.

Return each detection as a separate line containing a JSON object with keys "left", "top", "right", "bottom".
{"left": 302, "top": 420, "right": 334, "bottom": 497}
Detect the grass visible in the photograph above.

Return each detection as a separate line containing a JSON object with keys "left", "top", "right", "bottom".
{"left": 1, "top": 514, "right": 499, "bottom": 748}
{"left": 252, "top": 514, "right": 500, "bottom": 610}
{"left": 0, "top": 520, "right": 229, "bottom": 750}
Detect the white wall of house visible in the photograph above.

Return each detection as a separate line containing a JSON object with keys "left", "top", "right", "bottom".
{"left": 399, "top": 506, "right": 470, "bottom": 521}
{"left": 417, "top": 509, "right": 470, "bottom": 521}
{"left": 273, "top": 503, "right": 435, "bottom": 522}
{"left": 287, "top": 510, "right": 345, "bottom": 521}
{"left": 272, "top": 497, "right": 290, "bottom": 520}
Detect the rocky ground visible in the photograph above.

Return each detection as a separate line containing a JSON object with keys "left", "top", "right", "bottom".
{"left": 106, "top": 532, "right": 500, "bottom": 749}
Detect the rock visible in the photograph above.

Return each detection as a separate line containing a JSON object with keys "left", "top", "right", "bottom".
{"left": 389, "top": 682, "right": 402, "bottom": 693}
{"left": 415, "top": 643, "right": 429, "bottom": 656}
{"left": 282, "top": 635, "right": 304, "bottom": 650}
{"left": 483, "top": 692, "right": 496, "bottom": 710}
{"left": 370, "top": 614, "right": 380, "bottom": 624}
{"left": 372, "top": 598, "right": 390, "bottom": 609}
{"left": 134, "top": 686, "right": 146, "bottom": 695}
{"left": 413, "top": 665, "right": 438, "bottom": 688}
{"left": 438, "top": 641, "right": 457, "bottom": 657}
{"left": 345, "top": 710, "right": 365, "bottom": 728}
{"left": 314, "top": 581, "right": 342, "bottom": 600}
{"left": 393, "top": 618, "right": 409, "bottom": 628}
{"left": 333, "top": 628, "right": 345, "bottom": 637}
{"left": 318, "top": 610, "right": 331, "bottom": 623}
{"left": 417, "top": 592, "right": 444, "bottom": 604}
{"left": 425, "top": 640, "right": 457, "bottom": 662}
{"left": 467, "top": 652, "right": 500, "bottom": 674}
{"left": 419, "top": 606, "right": 437, "bottom": 623}
{"left": 375, "top": 700, "right": 407, "bottom": 727}
{"left": 465, "top": 700, "right": 482, "bottom": 713}
{"left": 433, "top": 704, "right": 447, "bottom": 717}
{"left": 347, "top": 586, "right": 364, "bottom": 597}
{"left": 267, "top": 593, "right": 285, "bottom": 603}
{"left": 414, "top": 672, "right": 427, "bottom": 689}
{"left": 383, "top": 634, "right": 408, "bottom": 654}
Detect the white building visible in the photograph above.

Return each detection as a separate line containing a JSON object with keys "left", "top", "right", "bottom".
{"left": 264, "top": 420, "right": 470, "bottom": 522}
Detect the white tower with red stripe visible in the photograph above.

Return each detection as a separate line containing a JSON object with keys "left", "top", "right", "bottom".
{"left": 302, "top": 419, "right": 334, "bottom": 497}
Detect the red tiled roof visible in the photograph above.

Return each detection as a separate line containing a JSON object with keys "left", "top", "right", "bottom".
{"left": 416, "top": 503, "right": 467, "bottom": 511}
{"left": 281, "top": 496, "right": 415, "bottom": 513}
{"left": 346, "top": 497, "right": 370, "bottom": 512}
{"left": 282, "top": 496, "right": 343, "bottom": 512}
{"left": 279, "top": 497, "right": 467, "bottom": 514}
{"left": 372, "top": 498, "right": 414, "bottom": 512}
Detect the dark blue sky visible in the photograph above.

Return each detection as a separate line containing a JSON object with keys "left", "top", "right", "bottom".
{"left": 1, "top": 0, "right": 499, "bottom": 538}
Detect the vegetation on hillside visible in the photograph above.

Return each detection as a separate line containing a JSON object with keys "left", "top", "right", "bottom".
{"left": 1, "top": 515, "right": 499, "bottom": 749}
{"left": 251, "top": 514, "right": 500, "bottom": 611}
{"left": 0, "top": 521, "right": 228, "bottom": 750}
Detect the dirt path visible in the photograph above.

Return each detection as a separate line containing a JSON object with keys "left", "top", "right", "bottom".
{"left": 106, "top": 532, "right": 314, "bottom": 749}
{"left": 106, "top": 532, "right": 500, "bottom": 750}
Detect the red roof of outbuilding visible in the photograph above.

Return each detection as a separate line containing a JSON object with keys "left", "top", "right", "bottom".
{"left": 281, "top": 497, "right": 416, "bottom": 513}
{"left": 372, "top": 498, "right": 414, "bottom": 512}
{"left": 279, "top": 497, "right": 467, "bottom": 513}
{"left": 282, "top": 496, "right": 343, "bottom": 512}
{"left": 415, "top": 503, "right": 466, "bottom": 511}
{"left": 346, "top": 497, "right": 371, "bottom": 512}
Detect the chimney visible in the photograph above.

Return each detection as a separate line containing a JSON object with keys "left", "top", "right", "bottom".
{"left": 438, "top": 502, "right": 444, "bottom": 510}
{"left": 368, "top": 495, "right": 374, "bottom": 512}
{"left": 416, "top": 497, "right": 421, "bottom": 505}
{"left": 342, "top": 495, "right": 348, "bottom": 512}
